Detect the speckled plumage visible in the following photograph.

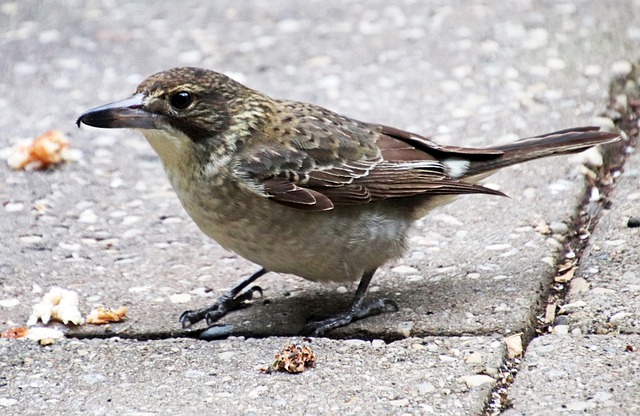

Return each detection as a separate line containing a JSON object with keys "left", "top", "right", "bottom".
{"left": 77, "top": 67, "right": 620, "bottom": 333}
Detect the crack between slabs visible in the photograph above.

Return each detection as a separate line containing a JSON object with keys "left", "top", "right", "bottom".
{"left": 484, "top": 65, "right": 640, "bottom": 415}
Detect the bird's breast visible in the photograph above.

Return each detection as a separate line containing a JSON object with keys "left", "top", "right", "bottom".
{"left": 165, "top": 171, "right": 413, "bottom": 283}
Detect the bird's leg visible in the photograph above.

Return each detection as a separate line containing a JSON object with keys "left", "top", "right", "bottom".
{"left": 180, "top": 268, "right": 268, "bottom": 328}
{"left": 301, "top": 269, "right": 399, "bottom": 336}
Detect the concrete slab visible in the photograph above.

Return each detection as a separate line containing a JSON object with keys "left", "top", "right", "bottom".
{"left": 0, "top": 336, "right": 503, "bottom": 415}
{"left": 564, "top": 137, "right": 640, "bottom": 336}
{"left": 1, "top": 0, "right": 637, "bottom": 341}
{"left": 504, "top": 60, "right": 640, "bottom": 416}
{"left": 505, "top": 334, "right": 640, "bottom": 416}
{"left": 0, "top": 1, "right": 638, "bottom": 415}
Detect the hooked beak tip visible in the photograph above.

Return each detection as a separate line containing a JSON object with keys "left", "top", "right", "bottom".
{"left": 76, "top": 94, "right": 155, "bottom": 130}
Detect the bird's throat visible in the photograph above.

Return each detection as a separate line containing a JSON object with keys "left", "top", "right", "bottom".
{"left": 140, "top": 129, "right": 201, "bottom": 173}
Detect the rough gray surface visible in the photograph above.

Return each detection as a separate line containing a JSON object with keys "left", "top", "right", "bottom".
{"left": 565, "top": 149, "right": 640, "bottom": 335}
{"left": 0, "top": 0, "right": 639, "bottom": 415}
{"left": 505, "top": 335, "right": 640, "bottom": 416}
{"left": 0, "top": 336, "right": 504, "bottom": 415}
{"left": 506, "top": 76, "right": 640, "bottom": 415}
{"left": 1, "top": 0, "right": 634, "bottom": 340}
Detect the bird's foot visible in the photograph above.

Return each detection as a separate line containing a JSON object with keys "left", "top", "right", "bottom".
{"left": 179, "top": 285, "right": 263, "bottom": 328}
{"left": 301, "top": 298, "right": 399, "bottom": 337}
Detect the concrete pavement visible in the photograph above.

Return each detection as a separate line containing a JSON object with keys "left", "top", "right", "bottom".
{"left": 1, "top": 1, "right": 638, "bottom": 414}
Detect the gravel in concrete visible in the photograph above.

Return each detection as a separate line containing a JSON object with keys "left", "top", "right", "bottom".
{"left": 504, "top": 335, "right": 640, "bottom": 416}
{"left": 0, "top": 336, "right": 503, "bottom": 415}
{"left": 0, "top": 1, "right": 639, "bottom": 415}
{"left": 565, "top": 148, "right": 640, "bottom": 336}
{"left": 1, "top": 0, "right": 636, "bottom": 341}
{"left": 503, "top": 62, "right": 640, "bottom": 416}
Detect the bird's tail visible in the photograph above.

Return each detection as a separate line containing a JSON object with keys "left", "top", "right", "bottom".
{"left": 463, "top": 127, "right": 620, "bottom": 179}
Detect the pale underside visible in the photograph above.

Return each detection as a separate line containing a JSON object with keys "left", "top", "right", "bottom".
{"left": 141, "top": 124, "right": 496, "bottom": 283}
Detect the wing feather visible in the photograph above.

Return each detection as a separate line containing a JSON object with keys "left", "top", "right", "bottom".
{"left": 233, "top": 102, "right": 506, "bottom": 210}
{"left": 262, "top": 179, "right": 334, "bottom": 211}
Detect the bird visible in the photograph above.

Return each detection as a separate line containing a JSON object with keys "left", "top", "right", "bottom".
{"left": 77, "top": 67, "right": 620, "bottom": 336}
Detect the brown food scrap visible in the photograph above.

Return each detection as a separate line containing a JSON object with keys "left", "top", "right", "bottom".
{"left": 557, "top": 261, "right": 574, "bottom": 273}
{"left": 7, "top": 130, "right": 78, "bottom": 170}
{"left": 1, "top": 327, "right": 29, "bottom": 339}
{"left": 86, "top": 306, "right": 128, "bottom": 324}
{"left": 555, "top": 267, "right": 576, "bottom": 283}
{"left": 261, "top": 344, "right": 317, "bottom": 374}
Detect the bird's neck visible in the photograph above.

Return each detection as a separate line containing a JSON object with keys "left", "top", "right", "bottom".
{"left": 139, "top": 128, "right": 207, "bottom": 178}
{"left": 226, "top": 92, "right": 276, "bottom": 139}
{"left": 140, "top": 127, "right": 236, "bottom": 184}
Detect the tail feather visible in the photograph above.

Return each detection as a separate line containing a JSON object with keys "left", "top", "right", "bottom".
{"left": 463, "top": 127, "right": 619, "bottom": 179}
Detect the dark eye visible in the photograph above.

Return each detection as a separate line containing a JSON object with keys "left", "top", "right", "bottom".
{"left": 170, "top": 91, "right": 193, "bottom": 109}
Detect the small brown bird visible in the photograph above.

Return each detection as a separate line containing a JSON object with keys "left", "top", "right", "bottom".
{"left": 77, "top": 67, "right": 619, "bottom": 336}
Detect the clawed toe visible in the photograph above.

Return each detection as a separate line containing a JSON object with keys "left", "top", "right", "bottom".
{"left": 178, "top": 269, "right": 268, "bottom": 329}
{"left": 182, "top": 285, "right": 264, "bottom": 328}
{"left": 179, "top": 309, "right": 201, "bottom": 328}
{"left": 180, "top": 268, "right": 397, "bottom": 335}
{"left": 301, "top": 297, "right": 399, "bottom": 337}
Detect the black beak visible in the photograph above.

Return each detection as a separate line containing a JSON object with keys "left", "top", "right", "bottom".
{"left": 76, "top": 94, "right": 158, "bottom": 129}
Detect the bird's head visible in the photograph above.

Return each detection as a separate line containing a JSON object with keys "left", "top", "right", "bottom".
{"left": 76, "top": 67, "right": 245, "bottom": 141}
{"left": 77, "top": 67, "right": 275, "bottom": 170}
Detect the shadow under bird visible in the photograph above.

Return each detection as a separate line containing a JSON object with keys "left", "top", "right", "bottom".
{"left": 77, "top": 67, "right": 620, "bottom": 336}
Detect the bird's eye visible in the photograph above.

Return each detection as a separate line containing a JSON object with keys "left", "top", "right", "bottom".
{"left": 169, "top": 91, "right": 193, "bottom": 110}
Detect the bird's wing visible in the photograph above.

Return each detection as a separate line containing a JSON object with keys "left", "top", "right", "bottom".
{"left": 233, "top": 102, "right": 505, "bottom": 211}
